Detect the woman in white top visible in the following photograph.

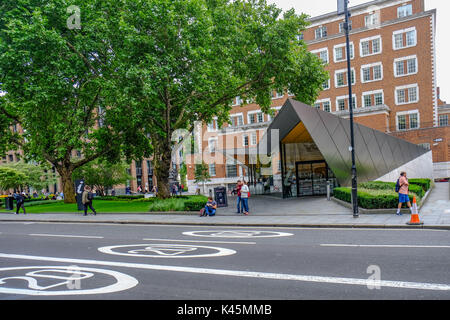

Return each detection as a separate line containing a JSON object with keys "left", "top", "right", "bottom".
{"left": 240, "top": 181, "right": 250, "bottom": 215}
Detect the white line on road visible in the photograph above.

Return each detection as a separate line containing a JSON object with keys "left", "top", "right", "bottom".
{"left": 0, "top": 253, "right": 449, "bottom": 291}
{"left": 29, "top": 234, "right": 104, "bottom": 239}
{"left": 321, "top": 244, "right": 450, "bottom": 248}
{"left": 142, "top": 238, "right": 256, "bottom": 244}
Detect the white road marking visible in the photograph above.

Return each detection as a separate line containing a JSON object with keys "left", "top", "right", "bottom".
{"left": 29, "top": 234, "right": 104, "bottom": 239}
{"left": 1, "top": 253, "right": 449, "bottom": 291}
{"left": 142, "top": 238, "right": 256, "bottom": 245}
{"left": 321, "top": 244, "right": 450, "bottom": 249}
{"left": 183, "top": 230, "right": 293, "bottom": 238}
{"left": 98, "top": 244, "right": 236, "bottom": 258}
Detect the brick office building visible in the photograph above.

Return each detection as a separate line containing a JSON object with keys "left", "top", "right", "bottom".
{"left": 184, "top": 0, "right": 449, "bottom": 195}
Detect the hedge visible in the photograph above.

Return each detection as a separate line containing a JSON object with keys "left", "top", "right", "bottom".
{"left": 408, "top": 179, "right": 431, "bottom": 192}
{"left": 358, "top": 180, "right": 427, "bottom": 197}
{"left": 334, "top": 187, "right": 422, "bottom": 209}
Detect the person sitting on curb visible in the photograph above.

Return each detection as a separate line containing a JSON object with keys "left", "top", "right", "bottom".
{"left": 201, "top": 196, "right": 217, "bottom": 217}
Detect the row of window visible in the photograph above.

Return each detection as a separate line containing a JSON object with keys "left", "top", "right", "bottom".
{"left": 313, "top": 28, "right": 417, "bottom": 68}
{"left": 315, "top": 84, "right": 420, "bottom": 112}
{"left": 207, "top": 130, "right": 260, "bottom": 153}
{"left": 313, "top": 4, "right": 413, "bottom": 40}
{"left": 322, "top": 55, "right": 418, "bottom": 91}
{"left": 208, "top": 107, "right": 282, "bottom": 131}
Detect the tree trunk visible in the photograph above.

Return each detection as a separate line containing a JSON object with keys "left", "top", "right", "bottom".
{"left": 58, "top": 166, "right": 76, "bottom": 204}
{"left": 153, "top": 141, "right": 172, "bottom": 199}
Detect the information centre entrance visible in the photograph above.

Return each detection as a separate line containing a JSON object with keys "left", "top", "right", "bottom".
{"left": 295, "top": 160, "right": 338, "bottom": 197}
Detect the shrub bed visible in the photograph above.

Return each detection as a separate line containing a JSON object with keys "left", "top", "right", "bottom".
{"left": 334, "top": 187, "right": 421, "bottom": 209}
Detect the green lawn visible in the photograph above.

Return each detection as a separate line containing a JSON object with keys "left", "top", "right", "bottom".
{"left": 1, "top": 195, "right": 208, "bottom": 213}
{"left": 1, "top": 200, "right": 152, "bottom": 213}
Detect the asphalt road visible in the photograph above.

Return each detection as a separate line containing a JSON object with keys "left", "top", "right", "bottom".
{"left": 0, "top": 221, "right": 449, "bottom": 302}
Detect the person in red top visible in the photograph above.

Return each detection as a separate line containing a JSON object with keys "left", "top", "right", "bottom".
{"left": 396, "top": 172, "right": 413, "bottom": 216}
{"left": 236, "top": 180, "right": 243, "bottom": 214}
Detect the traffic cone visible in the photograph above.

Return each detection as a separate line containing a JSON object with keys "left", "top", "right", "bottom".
{"left": 407, "top": 196, "right": 423, "bottom": 225}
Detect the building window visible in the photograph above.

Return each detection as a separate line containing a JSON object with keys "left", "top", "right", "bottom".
{"left": 365, "top": 12, "right": 380, "bottom": 28}
{"left": 336, "top": 95, "right": 356, "bottom": 111}
{"left": 243, "top": 135, "right": 249, "bottom": 147}
{"left": 207, "top": 118, "right": 218, "bottom": 132}
{"left": 323, "top": 101, "right": 331, "bottom": 112}
{"left": 339, "top": 20, "right": 352, "bottom": 33}
{"left": 251, "top": 132, "right": 257, "bottom": 145}
{"left": 409, "top": 113, "right": 419, "bottom": 129}
{"left": 271, "top": 91, "right": 284, "bottom": 99}
{"left": 418, "top": 143, "right": 430, "bottom": 150}
{"left": 315, "top": 99, "right": 331, "bottom": 113}
{"left": 394, "top": 56, "right": 417, "bottom": 77}
{"left": 397, "top": 114, "right": 407, "bottom": 130}
{"left": 393, "top": 28, "right": 417, "bottom": 50}
{"left": 397, "top": 111, "right": 420, "bottom": 130}
{"left": 312, "top": 48, "right": 329, "bottom": 64}
{"left": 315, "top": 26, "right": 327, "bottom": 39}
{"left": 208, "top": 138, "right": 217, "bottom": 153}
{"left": 209, "top": 163, "right": 216, "bottom": 177}
{"left": 229, "top": 114, "right": 244, "bottom": 127}
{"left": 439, "top": 114, "right": 448, "bottom": 126}
{"left": 335, "top": 68, "right": 355, "bottom": 88}
{"left": 226, "top": 164, "right": 238, "bottom": 177}
{"left": 361, "top": 63, "right": 383, "bottom": 83}
{"left": 314, "top": 103, "right": 320, "bottom": 110}
{"left": 395, "top": 84, "right": 419, "bottom": 105}
{"left": 398, "top": 4, "right": 412, "bottom": 18}
{"left": 322, "top": 79, "right": 330, "bottom": 90}
{"left": 360, "top": 36, "right": 382, "bottom": 57}
{"left": 334, "top": 43, "right": 354, "bottom": 63}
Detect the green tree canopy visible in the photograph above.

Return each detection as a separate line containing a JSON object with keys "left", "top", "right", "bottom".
{"left": 0, "top": 0, "right": 149, "bottom": 203}
{"left": 107, "top": 0, "right": 328, "bottom": 198}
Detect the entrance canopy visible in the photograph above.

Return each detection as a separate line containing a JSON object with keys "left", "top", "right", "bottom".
{"left": 260, "top": 98, "right": 432, "bottom": 188}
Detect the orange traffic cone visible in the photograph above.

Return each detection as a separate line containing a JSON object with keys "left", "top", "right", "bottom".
{"left": 407, "top": 196, "right": 423, "bottom": 225}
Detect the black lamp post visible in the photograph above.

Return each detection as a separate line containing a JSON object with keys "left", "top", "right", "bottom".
{"left": 338, "top": 0, "right": 359, "bottom": 218}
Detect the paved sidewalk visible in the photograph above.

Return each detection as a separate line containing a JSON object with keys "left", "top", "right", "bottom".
{"left": 1, "top": 182, "right": 449, "bottom": 229}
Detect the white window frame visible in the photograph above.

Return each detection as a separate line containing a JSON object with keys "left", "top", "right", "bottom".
{"left": 311, "top": 47, "right": 329, "bottom": 64}
{"left": 361, "top": 89, "right": 384, "bottom": 108}
{"left": 335, "top": 68, "right": 356, "bottom": 88}
{"left": 365, "top": 12, "right": 380, "bottom": 28}
{"left": 314, "top": 98, "right": 331, "bottom": 112}
{"left": 229, "top": 113, "right": 244, "bottom": 127}
{"left": 336, "top": 94, "right": 357, "bottom": 111}
{"left": 438, "top": 114, "right": 448, "bottom": 127}
{"left": 271, "top": 91, "right": 284, "bottom": 99}
{"left": 396, "top": 110, "right": 420, "bottom": 130}
{"left": 207, "top": 117, "right": 218, "bottom": 132}
{"left": 393, "top": 27, "right": 417, "bottom": 50}
{"left": 359, "top": 35, "right": 382, "bottom": 57}
{"left": 393, "top": 55, "right": 418, "bottom": 77}
{"left": 315, "top": 26, "right": 327, "bottom": 39}
{"left": 242, "top": 134, "right": 249, "bottom": 147}
{"left": 397, "top": 4, "right": 413, "bottom": 18}
{"left": 395, "top": 84, "right": 419, "bottom": 105}
{"left": 251, "top": 132, "right": 257, "bottom": 145}
{"left": 360, "top": 62, "right": 383, "bottom": 83}
{"left": 247, "top": 110, "right": 264, "bottom": 124}
{"left": 208, "top": 163, "right": 216, "bottom": 177}
{"left": 208, "top": 137, "right": 218, "bottom": 153}
{"left": 333, "top": 42, "right": 354, "bottom": 63}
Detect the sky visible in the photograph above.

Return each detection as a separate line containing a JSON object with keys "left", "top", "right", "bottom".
{"left": 268, "top": 0, "right": 449, "bottom": 102}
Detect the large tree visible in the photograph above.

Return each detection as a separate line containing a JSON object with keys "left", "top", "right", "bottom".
{"left": 0, "top": 0, "right": 148, "bottom": 203}
{"left": 108, "top": 0, "right": 328, "bottom": 198}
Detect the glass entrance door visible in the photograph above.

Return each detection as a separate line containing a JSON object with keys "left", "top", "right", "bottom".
{"left": 296, "top": 163, "right": 313, "bottom": 196}
{"left": 295, "top": 161, "right": 337, "bottom": 197}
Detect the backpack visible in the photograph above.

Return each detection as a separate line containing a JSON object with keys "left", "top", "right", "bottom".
{"left": 395, "top": 179, "right": 400, "bottom": 193}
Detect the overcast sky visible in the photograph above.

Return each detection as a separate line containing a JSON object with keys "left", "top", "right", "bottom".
{"left": 268, "top": 0, "right": 449, "bottom": 102}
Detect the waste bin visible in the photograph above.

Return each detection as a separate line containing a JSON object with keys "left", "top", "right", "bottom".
{"left": 4, "top": 196, "right": 14, "bottom": 210}
{"left": 214, "top": 186, "right": 228, "bottom": 208}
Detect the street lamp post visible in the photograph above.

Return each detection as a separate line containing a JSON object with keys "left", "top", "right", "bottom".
{"left": 338, "top": 0, "right": 359, "bottom": 218}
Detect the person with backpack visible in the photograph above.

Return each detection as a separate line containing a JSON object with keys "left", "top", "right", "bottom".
{"left": 82, "top": 186, "right": 97, "bottom": 216}
{"left": 396, "top": 171, "right": 413, "bottom": 216}
{"left": 13, "top": 192, "right": 26, "bottom": 214}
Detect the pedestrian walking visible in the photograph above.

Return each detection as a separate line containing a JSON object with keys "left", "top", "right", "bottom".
{"left": 236, "top": 180, "right": 243, "bottom": 214}
{"left": 13, "top": 192, "right": 26, "bottom": 214}
{"left": 396, "top": 171, "right": 413, "bottom": 216}
{"left": 240, "top": 181, "right": 250, "bottom": 215}
{"left": 82, "top": 186, "right": 97, "bottom": 216}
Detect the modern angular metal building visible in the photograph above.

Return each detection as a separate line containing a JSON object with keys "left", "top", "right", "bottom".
{"left": 254, "top": 98, "right": 433, "bottom": 198}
